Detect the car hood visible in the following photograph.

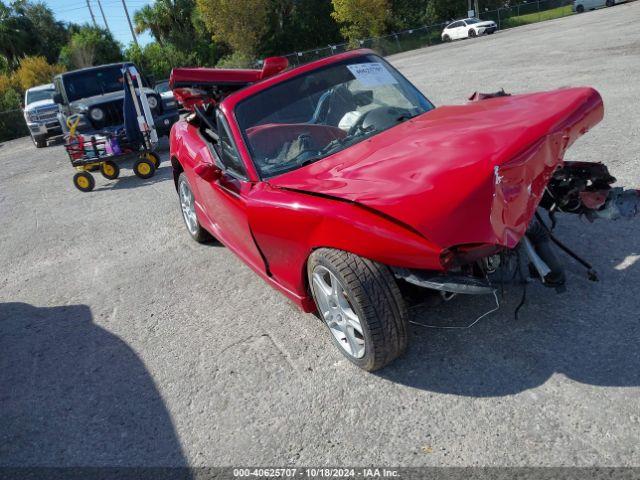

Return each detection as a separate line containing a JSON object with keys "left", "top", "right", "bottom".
{"left": 25, "top": 99, "right": 55, "bottom": 111}
{"left": 475, "top": 21, "right": 496, "bottom": 27}
{"left": 268, "top": 87, "right": 604, "bottom": 249}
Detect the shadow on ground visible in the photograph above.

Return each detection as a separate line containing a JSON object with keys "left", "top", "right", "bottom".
{"left": 377, "top": 221, "right": 640, "bottom": 397}
{"left": 0, "top": 302, "right": 188, "bottom": 467}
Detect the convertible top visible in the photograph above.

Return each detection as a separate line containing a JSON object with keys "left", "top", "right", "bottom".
{"left": 169, "top": 57, "right": 289, "bottom": 109}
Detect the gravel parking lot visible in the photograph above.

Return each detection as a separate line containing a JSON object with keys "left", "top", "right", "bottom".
{"left": 1, "top": 2, "right": 639, "bottom": 467}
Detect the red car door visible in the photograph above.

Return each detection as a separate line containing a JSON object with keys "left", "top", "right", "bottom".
{"left": 193, "top": 115, "right": 266, "bottom": 274}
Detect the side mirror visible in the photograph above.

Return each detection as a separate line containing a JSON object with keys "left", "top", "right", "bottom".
{"left": 194, "top": 162, "right": 222, "bottom": 182}
{"left": 52, "top": 92, "right": 63, "bottom": 104}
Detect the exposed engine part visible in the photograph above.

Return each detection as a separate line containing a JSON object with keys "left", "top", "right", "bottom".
{"left": 524, "top": 218, "right": 567, "bottom": 292}
{"left": 393, "top": 268, "right": 495, "bottom": 295}
{"left": 585, "top": 187, "right": 640, "bottom": 221}
{"left": 541, "top": 161, "right": 639, "bottom": 223}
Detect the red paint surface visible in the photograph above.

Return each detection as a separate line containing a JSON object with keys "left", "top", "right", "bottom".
{"left": 170, "top": 50, "right": 604, "bottom": 312}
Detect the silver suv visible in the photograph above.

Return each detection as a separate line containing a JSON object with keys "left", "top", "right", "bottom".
{"left": 23, "top": 84, "right": 62, "bottom": 148}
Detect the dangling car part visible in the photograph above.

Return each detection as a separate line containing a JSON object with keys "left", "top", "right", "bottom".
{"left": 168, "top": 49, "right": 638, "bottom": 371}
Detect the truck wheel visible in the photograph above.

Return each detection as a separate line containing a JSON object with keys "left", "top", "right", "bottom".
{"left": 308, "top": 248, "right": 408, "bottom": 371}
{"left": 73, "top": 172, "right": 95, "bottom": 192}
{"left": 32, "top": 136, "right": 46, "bottom": 148}
{"left": 178, "top": 173, "right": 212, "bottom": 243}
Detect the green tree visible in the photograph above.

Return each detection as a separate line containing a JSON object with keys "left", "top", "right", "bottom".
{"left": 331, "top": 0, "right": 390, "bottom": 45}
{"left": 134, "top": 0, "right": 196, "bottom": 50}
{"left": 12, "top": 0, "right": 68, "bottom": 63}
{"left": 388, "top": 0, "right": 428, "bottom": 30}
{"left": 59, "top": 26, "right": 122, "bottom": 69}
{"left": 125, "top": 42, "right": 195, "bottom": 79}
{"left": 196, "top": 0, "right": 269, "bottom": 57}
{"left": 0, "top": 1, "right": 35, "bottom": 66}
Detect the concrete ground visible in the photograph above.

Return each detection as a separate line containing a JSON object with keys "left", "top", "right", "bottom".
{"left": 1, "top": 2, "right": 639, "bottom": 467}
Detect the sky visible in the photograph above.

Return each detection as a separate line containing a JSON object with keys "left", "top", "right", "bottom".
{"left": 44, "top": 0, "right": 155, "bottom": 48}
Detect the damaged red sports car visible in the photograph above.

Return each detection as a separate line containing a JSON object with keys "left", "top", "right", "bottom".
{"left": 168, "top": 49, "right": 639, "bottom": 371}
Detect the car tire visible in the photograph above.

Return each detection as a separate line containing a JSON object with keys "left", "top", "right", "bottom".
{"left": 177, "top": 173, "right": 212, "bottom": 243}
{"left": 32, "top": 136, "right": 46, "bottom": 148}
{"left": 443, "top": 34, "right": 450, "bottom": 42}
{"left": 469, "top": 29, "right": 477, "bottom": 38}
{"left": 576, "top": 4, "right": 584, "bottom": 12}
{"left": 605, "top": 0, "right": 613, "bottom": 5}
{"left": 308, "top": 248, "right": 409, "bottom": 372}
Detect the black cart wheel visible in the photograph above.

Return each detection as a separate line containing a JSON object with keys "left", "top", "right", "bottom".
{"left": 101, "top": 161, "right": 120, "bottom": 180}
{"left": 133, "top": 158, "right": 156, "bottom": 179}
{"left": 141, "top": 151, "right": 161, "bottom": 168}
{"left": 73, "top": 172, "right": 95, "bottom": 192}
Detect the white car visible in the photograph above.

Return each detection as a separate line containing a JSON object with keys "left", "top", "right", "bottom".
{"left": 441, "top": 18, "right": 498, "bottom": 42}
{"left": 573, "top": 0, "right": 623, "bottom": 13}
{"left": 23, "top": 83, "right": 62, "bottom": 148}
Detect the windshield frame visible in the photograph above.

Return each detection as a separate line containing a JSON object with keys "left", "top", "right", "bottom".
{"left": 232, "top": 54, "right": 435, "bottom": 180}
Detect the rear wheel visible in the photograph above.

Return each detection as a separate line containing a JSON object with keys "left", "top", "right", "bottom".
{"left": 73, "top": 172, "right": 95, "bottom": 192}
{"left": 178, "top": 173, "right": 212, "bottom": 243}
{"left": 133, "top": 158, "right": 156, "bottom": 179}
{"left": 308, "top": 248, "right": 408, "bottom": 371}
{"left": 469, "top": 29, "right": 477, "bottom": 38}
{"left": 141, "top": 151, "right": 161, "bottom": 169}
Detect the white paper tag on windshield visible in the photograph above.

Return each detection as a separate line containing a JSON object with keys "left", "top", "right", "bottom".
{"left": 346, "top": 63, "right": 398, "bottom": 87}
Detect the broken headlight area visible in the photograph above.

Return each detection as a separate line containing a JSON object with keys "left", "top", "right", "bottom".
{"left": 395, "top": 160, "right": 638, "bottom": 321}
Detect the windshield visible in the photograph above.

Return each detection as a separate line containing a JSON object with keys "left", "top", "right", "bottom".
{"left": 63, "top": 65, "right": 133, "bottom": 102}
{"left": 235, "top": 54, "right": 434, "bottom": 179}
{"left": 155, "top": 81, "right": 170, "bottom": 94}
{"left": 26, "top": 88, "right": 54, "bottom": 105}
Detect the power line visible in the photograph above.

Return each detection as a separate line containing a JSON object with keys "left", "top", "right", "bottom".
{"left": 85, "top": 0, "right": 98, "bottom": 27}
{"left": 120, "top": 0, "right": 139, "bottom": 47}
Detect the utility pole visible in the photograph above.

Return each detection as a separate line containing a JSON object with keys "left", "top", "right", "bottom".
{"left": 474, "top": 0, "right": 480, "bottom": 17}
{"left": 121, "top": 0, "right": 139, "bottom": 47}
{"left": 86, "top": 0, "right": 98, "bottom": 28}
{"left": 96, "top": 0, "right": 111, "bottom": 34}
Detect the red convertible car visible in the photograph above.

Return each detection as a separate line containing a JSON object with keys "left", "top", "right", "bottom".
{"left": 169, "top": 49, "right": 638, "bottom": 371}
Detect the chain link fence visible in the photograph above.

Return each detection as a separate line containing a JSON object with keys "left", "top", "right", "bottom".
{"left": 283, "top": 0, "right": 574, "bottom": 66}
{"left": 0, "top": 109, "right": 29, "bottom": 143}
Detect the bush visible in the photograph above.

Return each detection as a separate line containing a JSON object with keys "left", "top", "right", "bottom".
{"left": 215, "top": 52, "right": 256, "bottom": 69}
{"left": 13, "top": 56, "right": 65, "bottom": 91}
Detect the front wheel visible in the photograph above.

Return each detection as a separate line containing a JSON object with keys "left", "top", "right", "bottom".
{"left": 308, "top": 248, "right": 408, "bottom": 371}
{"left": 576, "top": 4, "right": 585, "bottom": 12}
{"left": 32, "top": 136, "right": 46, "bottom": 148}
{"left": 178, "top": 173, "right": 212, "bottom": 243}
{"left": 442, "top": 34, "right": 450, "bottom": 42}
{"left": 469, "top": 29, "right": 477, "bottom": 38}
{"left": 133, "top": 158, "right": 156, "bottom": 179}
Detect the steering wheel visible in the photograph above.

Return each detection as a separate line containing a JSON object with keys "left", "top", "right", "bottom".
{"left": 347, "top": 106, "right": 410, "bottom": 137}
